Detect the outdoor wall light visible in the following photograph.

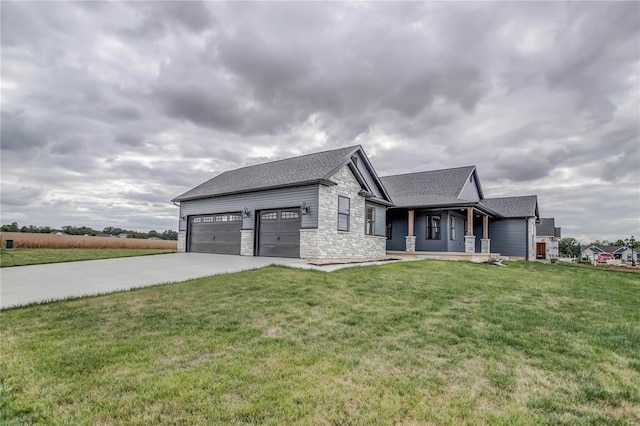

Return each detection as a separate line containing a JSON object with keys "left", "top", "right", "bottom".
{"left": 180, "top": 215, "right": 186, "bottom": 222}
{"left": 301, "top": 202, "right": 309, "bottom": 215}
{"left": 243, "top": 207, "right": 250, "bottom": 218}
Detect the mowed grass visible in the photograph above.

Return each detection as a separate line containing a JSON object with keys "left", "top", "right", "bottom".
{"left": 0, "top": 248, "right": 177, "bottom": 268}
{"left": 1, "top": 261, "right": 639, "bottom": 425}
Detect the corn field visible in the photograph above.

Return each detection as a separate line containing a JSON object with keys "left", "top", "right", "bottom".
{"left": 0, "top": 232, "right": 177, "bottom": 250}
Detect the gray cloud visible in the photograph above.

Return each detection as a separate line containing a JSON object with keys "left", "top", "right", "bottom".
{"left": 1, "top": 1, "right": 638, "bottom": 240}
{"left": 1, "top": 110, "right": 49, "bottom": 151}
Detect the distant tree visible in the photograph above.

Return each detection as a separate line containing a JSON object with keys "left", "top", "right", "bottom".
{"left": 62, "top": 226, "right": 97, "bottom": 236}
{"left": 624, "top": 238, "right": 640, "bottom": 249}
{"left": 162, "top": 230, "right": 178, "bottom": 240}
{"left": 559, "top": 238, "right": 581, "bottom": 257}
{"left": 1, "top": 222, "right": 19, "bottom": 232}
{"left": 613, "top": 239, "right": 626, "bottom": 247}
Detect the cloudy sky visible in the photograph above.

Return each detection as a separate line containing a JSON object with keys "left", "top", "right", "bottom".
{"left": 2, "top": 1, "right": 638, "bottom": 243}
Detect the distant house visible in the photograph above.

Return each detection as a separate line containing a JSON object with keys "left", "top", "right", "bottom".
{"left": 616, "top": 246, "right": 639, "bottom": 263}
{"left": 581, "top": 245, "right": 638, "bottom": 263}
{"left": 118, "top": 234, "right": 128, "bottom": 239}
{"left": 535, "top": 218, "right": 561, "bottom": 259}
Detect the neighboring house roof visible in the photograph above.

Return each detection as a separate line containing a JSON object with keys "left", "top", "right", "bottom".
{"left": 581, "top": 245, "right": 626, "bottom": 254}
{"left": 173, "top": 145, "right": 392, "bottom": 204}
{"left": 480, "top": 195, "right": 539, "bottom": 218}
{"left": 554, "top": 227, "right": 561, "bottom": 238}
{"left": 537, "top": 218, "right": 557, "bottom": 237}
{"left": 380, "top": 166, "right": 480, "bottom": 208}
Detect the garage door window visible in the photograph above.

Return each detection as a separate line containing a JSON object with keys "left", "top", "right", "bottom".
{"left": 282, "top": 211, "right": 299, "bottom": 219}
{"left": 262, "top": 212, "right": 278, "bottom": 220}
{"left": 228, "top": 214, "right": 242, "bottom": 222}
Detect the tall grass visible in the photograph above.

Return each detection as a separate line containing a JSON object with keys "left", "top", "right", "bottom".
{"left": 0, "top": 232, "right": 177, "bottom": 250}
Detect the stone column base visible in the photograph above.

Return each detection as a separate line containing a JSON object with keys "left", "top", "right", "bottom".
{"left": 177, "top": 231, "right": 186, "bottom": 252}
{"left": 240, "top": 230, "right": 254, "bottom": 256}
{"left": 481, "top": 238, "right": 490, "bottom": 254}
{"left": 405, "top": 235, "right": 416, "bottom": 252}
{"left": 465, "top": 235, "right": 476, "bottom": 253}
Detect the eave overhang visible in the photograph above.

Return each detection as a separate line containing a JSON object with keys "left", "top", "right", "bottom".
{"left": 388, "top": 201, "right": 503, "bottom": 219}
{"left": 172, "top": 179, "right": 336, "bottom": 203}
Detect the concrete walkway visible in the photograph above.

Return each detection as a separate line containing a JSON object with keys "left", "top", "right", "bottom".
{"left": 0, "top": 253, "right": 401, "bottom": 309}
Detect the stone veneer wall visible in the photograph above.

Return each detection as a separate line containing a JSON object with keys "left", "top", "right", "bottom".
{"left": 241, "top": 230, "right": 254, "bottom": 256}
{"left": 527, "top": 217, "right": 537, "bottom": 261}
{"left": 177, "top": 231, "right": 186, "bottom": 252}
{"left": 300, "top": 165, "right": 387, "bottom": 259}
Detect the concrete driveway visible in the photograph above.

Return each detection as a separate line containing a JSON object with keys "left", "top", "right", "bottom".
{"left": 0, "top": 253, "right": 318, "bottom": 309}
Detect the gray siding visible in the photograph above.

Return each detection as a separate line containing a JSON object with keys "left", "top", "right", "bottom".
{"left": 386, "top": 209, "right": 408, "bottom": 250}
{"left": 365, "top": 201, "right": 386, "bottom": 237}
{"left": 485, "top": 219, "right": 527, "bottom": 257}
{"left": 386, "top": 209, "right": 463, "bottom": 252}
{"left": 179, "top": 185, "right": 319, "bottom": 231}
{"left": 458, "top": 177, "right": 480, "bottom": 201}
{"left": 353, "top": 151, "right": 384, "bottom": 199}
{"left": 415, "top": 210, "right": 448, "bottom": 252}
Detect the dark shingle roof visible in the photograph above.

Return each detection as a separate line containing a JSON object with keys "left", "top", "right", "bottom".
{"left": 536, "top": 218, "right": 556, "bottom": 236}
{"left": 173, "top": 146, "right": 360, "bottom": 202}
{"left": 583, "top": 245, "right": 626, "bottom": 254}
{"left": 481, "top": 195, "right": 538, "bottom": 218}
{"left": 380, "top": 166, "right": 476, "bottom": 208}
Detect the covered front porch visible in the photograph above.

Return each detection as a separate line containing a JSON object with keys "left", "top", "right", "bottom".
{"left": 386, "top": 206, "right": 498, "bottom": 256}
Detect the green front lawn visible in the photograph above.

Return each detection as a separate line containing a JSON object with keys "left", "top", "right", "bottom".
{"left": 0, "top": 248, "right": 176, "bottom": 268}
{"left": 1, "top": 261, "right": 639, "bottom": 424}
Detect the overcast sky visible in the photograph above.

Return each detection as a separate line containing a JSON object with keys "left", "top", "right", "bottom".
{"left": 2, "top": 1, "right": 638, "bottom": 243}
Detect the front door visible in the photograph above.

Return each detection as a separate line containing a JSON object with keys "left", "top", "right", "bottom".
{"left": 536, "top": 242, "right": 546, "bottom": 259}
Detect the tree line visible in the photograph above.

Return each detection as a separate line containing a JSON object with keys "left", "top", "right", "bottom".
{"left": 0, "top": 222, "right": 178, "bottom": 240}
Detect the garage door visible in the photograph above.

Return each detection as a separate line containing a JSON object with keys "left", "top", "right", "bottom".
{"left": 188, "top": 213, "right": 242, "bottom": 254}
{"left": 258, "top": 209, "right": 301, "bottom": 258}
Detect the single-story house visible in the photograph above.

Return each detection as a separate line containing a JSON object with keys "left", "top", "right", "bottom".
{"left": 172, "top": 145, "right": 393, "bottom": 259}
{"left": 381, "top": 168, "right": 540, "bottom": 260}
{"left": 174, "top": 145, "right": 549, "bottom": 260}
{"left": 535, "top": 218, "right": 561, "bottom": 259}
{"left": 581, "top": 245, "right": 638, "bottom": 263}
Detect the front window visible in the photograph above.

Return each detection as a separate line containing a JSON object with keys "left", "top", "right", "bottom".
{"left": 338, "top": 196, "right": 350, "bottom": 231}
{"left": 365, "top": 206, "right": 375, "bottom": 235}
{"left": 450, "top": 216, "right": 456, "bottom": 240}
{"left": 427, "top": 215, "right": 441, "bottom": 240}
